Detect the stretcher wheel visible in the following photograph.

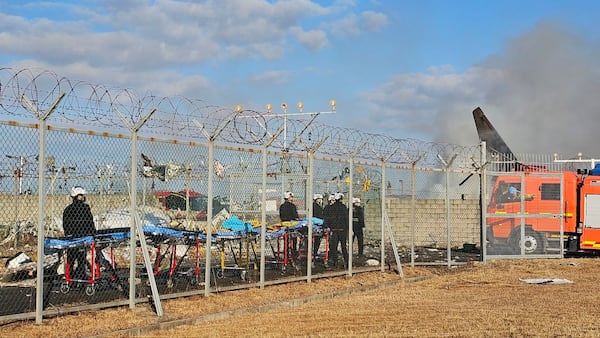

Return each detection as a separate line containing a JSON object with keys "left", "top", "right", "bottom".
{"left": 216, "top": 270, "right": 225, "bottom": 279}
{"left": 190, "top": 276, "right": 199, "bottom": 286}
{"left": 60, "top": 283, "right": 70, "bottom": 294}
{"left": 85, "top": 285, "right": 96, "bottom": 296}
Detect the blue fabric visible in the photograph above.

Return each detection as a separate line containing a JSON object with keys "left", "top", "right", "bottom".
{"left": 44, "top": 236, "right": 95, "bottom": 249}
{"left": 222, "top": 215, "right": 251, "bottom": 232}
{"left": 591, "top": 163, "right": 600, "bottom": 176}
{"left": 216, "top": 230, "right": 244, "bottom": 239}
{"left": 143, "top": 225, "right": 183, "bottom": 237}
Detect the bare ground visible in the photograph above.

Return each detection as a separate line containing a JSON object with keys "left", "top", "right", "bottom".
{"left": 2, "top": 258, "right": 600, "bottom": 337}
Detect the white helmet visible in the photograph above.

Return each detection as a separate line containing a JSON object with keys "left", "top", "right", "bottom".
{"left": 313, "top": 193, "right": 323, "bottom": 200}
{"left": 352, "top": 197, "right": 361, "bottom": 204}
{"left": 284, "top": 191, "right": 294, "bottom": 199}
{"left": 328, "top": 194, "right": 336, "bottom": 202}
{"left": 70, "top": 186, "right": 87, "bottom": 197}
{"left": 335, "top": 192, "right": 343, "bottom": 200}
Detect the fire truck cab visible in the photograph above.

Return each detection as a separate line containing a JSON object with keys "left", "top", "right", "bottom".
{"left": 487, "top": 169, "right": 600, "bottom": 255}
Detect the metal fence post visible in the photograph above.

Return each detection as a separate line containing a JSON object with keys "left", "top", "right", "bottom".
{"left": 21, "top": 92, "right": 64, "bottom": 324}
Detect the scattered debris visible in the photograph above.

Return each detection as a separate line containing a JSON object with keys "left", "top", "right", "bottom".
{"left": 519, "top": 278, "right": 573, "bottom": 285}
{"left": 5, "top": 252, "right": 32, "bottom": 269}
{"left": 365, "top": 259, "right": 379, "bottom": 266}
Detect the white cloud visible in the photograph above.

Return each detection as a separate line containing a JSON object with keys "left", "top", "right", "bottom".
{"left": 290, "top": 27, "right": 328, "bottom": 50}
{"left": 361, "top": 11, "right": 388, "bottom": 31}
{"left": 250, "top": 70, "right": 290, "bottom": 84}
{"left": 327, "top": 14, "right": 361, "bottom": 37}
{"left": 325, "top": 10, "right": 388, "bottom": 37}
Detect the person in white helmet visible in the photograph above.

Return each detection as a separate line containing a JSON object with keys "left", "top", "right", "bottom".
{"left": 352, "top": 197, "right": 365, "bottom": 256}
{"left": 312, "top": 193, "right": 324, "bottom": 219}
{"left": 324, "top": 192, "right": 349, "bottom": 268}
{"left": 279, "top": 191, "right": 298, "bottom": 222}
{"left": 63, "top": 186, "right": 97, "bottom": 279}
{"left": 279, "top": 191, "right": 300, "bottom": 259}
{"left": 312, "top": 193, "right": 325, "bottom": 259}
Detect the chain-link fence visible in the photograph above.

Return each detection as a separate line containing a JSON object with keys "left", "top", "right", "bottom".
{"left": 0, "top": 67, "right": 484, "bottom": 323}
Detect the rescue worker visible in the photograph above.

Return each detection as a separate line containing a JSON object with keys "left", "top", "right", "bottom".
{"left": 279, "top": 191, "right": 299, "bottom": 258}
{"left": 313, "top": 193, "right": 325, "bottom": 219}
{"left": 325, "top": 192, "right": 349, "bottom": 268}
{"left": 279, "top": 191, "right": 298, "bottom": 222}
{"left": 352, "top": 197, "right": 366, "bottom": 256}
{"left": 62, "top": 186, "right": 97, "bottom": 279}
{"left": 312, "top": 193, "right": 325, "bottom": 258}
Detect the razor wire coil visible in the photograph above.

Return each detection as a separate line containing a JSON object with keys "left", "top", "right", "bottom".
{"left": 0, "top": 67, "right": 481, "bottom": 169}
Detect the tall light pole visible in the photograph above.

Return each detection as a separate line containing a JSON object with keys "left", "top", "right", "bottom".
{"left": 266, "top": 100, "right": 336, "bottom": 153}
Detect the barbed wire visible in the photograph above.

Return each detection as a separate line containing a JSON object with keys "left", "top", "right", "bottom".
{"left": 0, "top": 67, "right": 480, "bottom": 169}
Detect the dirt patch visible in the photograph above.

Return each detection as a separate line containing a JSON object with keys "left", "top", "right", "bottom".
{"left": 2, "top": 258, "right": 600, "bottom": 337}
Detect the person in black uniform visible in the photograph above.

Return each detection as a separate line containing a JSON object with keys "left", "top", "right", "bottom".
{"left": 325, "top": 192, "right": 349, "bottom": 268}
{"left": 279, "top": 191, "right": 299, "bottom": 258}
{"left": 279, "top": 191, "right": 298, "bottom": 222}
{"left": 311, "top": 193, "right": 325, "bottom": 258}
{"left": 63, "top": 186, "right": 97, "bottom": 279}
{"left": 352, "top": 197, "right": 365, "bottom": 256}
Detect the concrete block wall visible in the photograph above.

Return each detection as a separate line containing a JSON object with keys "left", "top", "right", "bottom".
{"left": 363, "top": 197, "right": 480, "bottom": 249}
{"left": 0, "top": 194, "right": 481, "bottom": 249}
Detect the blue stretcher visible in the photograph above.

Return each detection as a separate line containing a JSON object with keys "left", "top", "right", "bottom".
{"left": 44, "top": 230, "right": 130, "bottom": 296}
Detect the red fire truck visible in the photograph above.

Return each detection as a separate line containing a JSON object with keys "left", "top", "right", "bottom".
{"left": 475, "top": 107, "right": 600, "bottom": 254}
{"left": 485, "top": 170, "right": 600, "bottom": 254}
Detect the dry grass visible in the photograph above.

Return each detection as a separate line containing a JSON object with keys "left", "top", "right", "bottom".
{"left": 2, "top": 258, "right": 600, "bottom": 337}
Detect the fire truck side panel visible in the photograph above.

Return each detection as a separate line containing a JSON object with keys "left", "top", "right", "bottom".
{"left": 579, "top": 176, "right": 600, "bottom": 249}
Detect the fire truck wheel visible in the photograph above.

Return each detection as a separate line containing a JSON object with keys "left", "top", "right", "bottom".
{"left": 511, "top": 230, "right": 543, "bottom": 254}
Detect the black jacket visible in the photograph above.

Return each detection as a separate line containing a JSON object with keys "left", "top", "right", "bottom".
{"left": 352, "top": 205, "right": 365, "bottom": 231}
{"left": 313, "top": 201, "right": 325, "bottom": 219}
{"left": 324, "top": 200, "right": 348, "bottom": 231}
{"left": 63, "top": 199, "right": 96, "bottom": 238}
{"left": 279, "top": 200, "right": 298, "bottom": 222}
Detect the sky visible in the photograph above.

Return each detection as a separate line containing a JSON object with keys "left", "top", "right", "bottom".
{"left": 2, "top": 0, "right": 600, "bottom": 158}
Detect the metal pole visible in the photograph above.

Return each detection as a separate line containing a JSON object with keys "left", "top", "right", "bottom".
{"left": 481, "top": 141, "right": 487, "bottom": 263}
{"left": 437, "top": 154, "right": 456, "bottom": 268}
{"left": 114, "top": 107, "right": 158, "bottom": 313}
{"left": 192, "top": 118, "right": 231, "bottom": 296}
{"left": 380, "top": 161, "right": 386, "bottom": 272}
{"left": 204, "top": 141, "right": 214, "bottom": 296}
{"left": 258, "top": 128, "right": 283, "bottom": 287}
{"left": 36, "top": 118, "right": 47, "bottom": 324}
{"left": 446, "top": 167, "right": 451, "bottom": 267}
{"left": 259, "top": 146, "right": 267, "bottom": 287}
{"left": 348, "top": 157, "right": 353, "bottom": 275}
{"left": 23, "top": 92, "right": 64, "bottom": 324}
{"left": 129, "top": 130, "right": 139, "bottom": 308}
{"left": 307, "top": 151, "right": 314, "bottom": 280}
{"left": 410, "top": 162, "right": 416, "bottom": 267}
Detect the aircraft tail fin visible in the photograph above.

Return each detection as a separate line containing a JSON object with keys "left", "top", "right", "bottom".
{"left": 473, "top": 107, "right": 516, "bottom": 161}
